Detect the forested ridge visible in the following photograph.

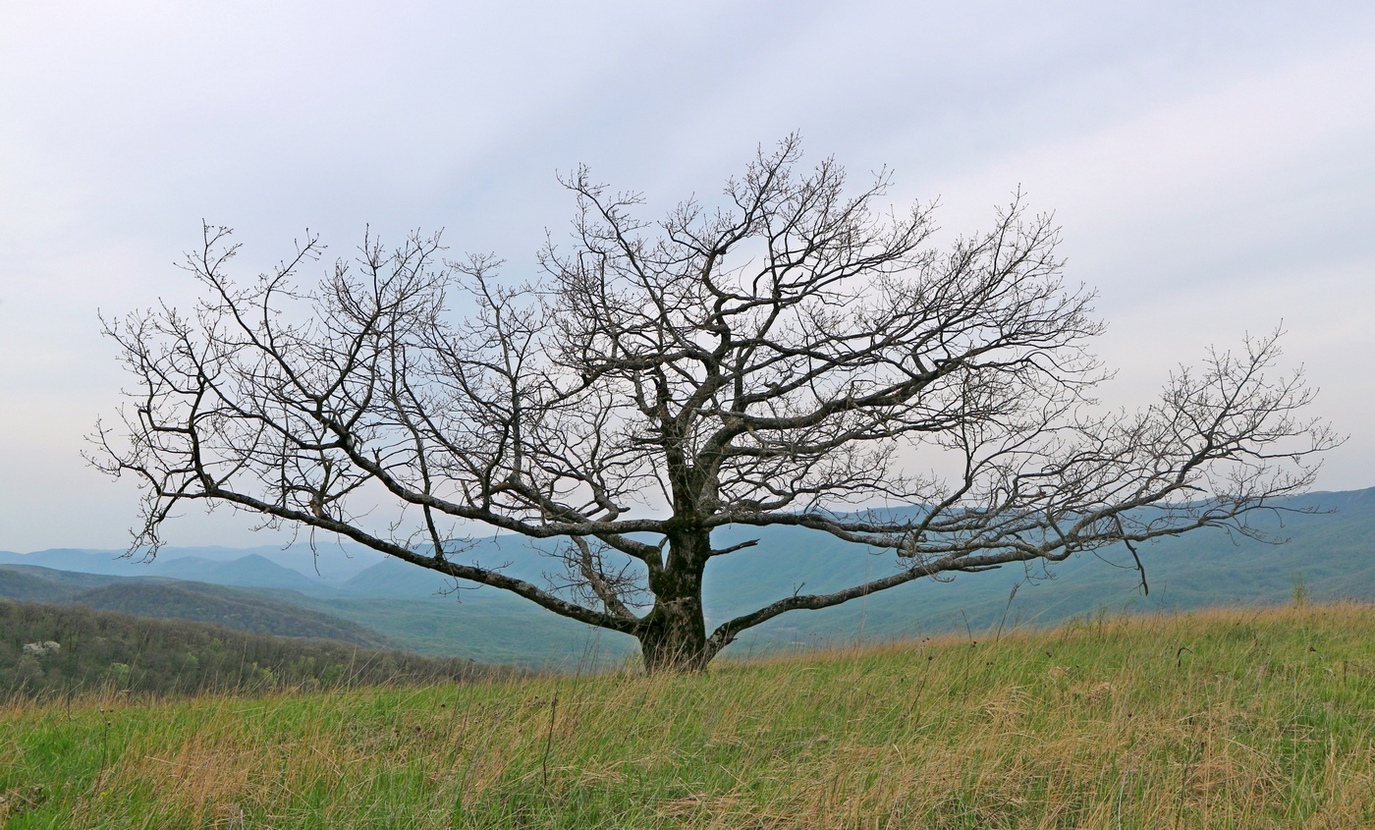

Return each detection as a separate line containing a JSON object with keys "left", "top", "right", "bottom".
{"left": 0, "top": 564, "right": 391, "bottom": 646}
{"left": 0, "top": 599, "right": 518, "bottom": 700}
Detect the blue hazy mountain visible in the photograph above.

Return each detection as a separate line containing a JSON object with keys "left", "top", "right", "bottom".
{"left": 149, "top": 554, "right": 326, "bottom": 593}
{"left": 0, "top": 543, "right": 385, "bottom": 592}
{"left": 2, "top": 487, "right": 1371, "bottom": 662}
{"left": 0, "top": 564, "right": 394, "bottom": 647}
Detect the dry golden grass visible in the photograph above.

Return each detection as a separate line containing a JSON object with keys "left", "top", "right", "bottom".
{"left": 6, "top": 602, "right": 1375, "bottom": 827}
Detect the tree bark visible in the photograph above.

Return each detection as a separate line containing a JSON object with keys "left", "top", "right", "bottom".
{"left": 637, "top": 526, "right": 712, "bottom": 672}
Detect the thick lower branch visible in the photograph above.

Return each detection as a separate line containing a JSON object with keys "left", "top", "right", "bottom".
{"left": 181, "top": 484, "right": 640, "bottom": 634}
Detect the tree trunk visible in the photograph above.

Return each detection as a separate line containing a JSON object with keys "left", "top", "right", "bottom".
{"left": 637, "top": 526, "right": 712, "bottom": 673}
{"left": 637, "top": 600, "right": 710, "bottom": 673}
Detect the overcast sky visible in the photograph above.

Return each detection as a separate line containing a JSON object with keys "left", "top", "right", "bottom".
{"left": 2, "top": 1, "right": 1373, "bottom": 552}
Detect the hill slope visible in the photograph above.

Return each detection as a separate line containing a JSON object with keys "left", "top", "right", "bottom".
{"left": 0, "top": 543, "right": 384, "bottom": 592}
{"left": 0, "top": 566, "right": 393, "bottom": 648}
{"left": 5, "top": 603, "right": 1375, "bottom": 827}
{"left": 690, "top": 487, "right": 1375, "bottom": 646}
{"left": 0, "top": 598, "right": 515, "bottom": 700}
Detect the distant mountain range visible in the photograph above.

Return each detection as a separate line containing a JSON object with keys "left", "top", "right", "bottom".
{"left": 3, "top": 487, "right": 1372, "bottom": 664}
{"left": 0, "top": 543, "right": 386, "bottom": 586}
{"left": 0, "top": 565, "right": 394, "bottom": 647}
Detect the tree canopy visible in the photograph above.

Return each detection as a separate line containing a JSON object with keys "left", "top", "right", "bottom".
{"left": 93, "top": 136, "right": 1336, "bottom": 671}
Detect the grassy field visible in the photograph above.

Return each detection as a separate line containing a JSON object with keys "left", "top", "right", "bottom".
{"left": 5, "top": 602, "right": 1375, "bottom": 828}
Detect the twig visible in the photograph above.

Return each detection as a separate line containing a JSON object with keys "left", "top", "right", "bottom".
{"left": 994, "top": 581, "right": 1022, "bottom": 642}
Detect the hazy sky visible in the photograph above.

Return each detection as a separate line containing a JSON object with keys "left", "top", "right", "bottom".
{"left": 2, "top": 2, "right": 1373, "bottom": 552}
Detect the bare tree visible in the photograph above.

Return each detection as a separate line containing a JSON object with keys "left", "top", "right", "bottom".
{"left": 91, "top": 136, "right": 1337, "bottom": 672}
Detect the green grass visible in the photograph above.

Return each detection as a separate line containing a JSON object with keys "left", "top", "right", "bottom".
{"left": 6, "top": 603, "right": 1375, "bottom": 827}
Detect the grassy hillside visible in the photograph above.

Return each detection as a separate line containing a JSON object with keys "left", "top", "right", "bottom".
{"left": 5, "top": 602, "right": 1375, "bottom": 827}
